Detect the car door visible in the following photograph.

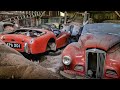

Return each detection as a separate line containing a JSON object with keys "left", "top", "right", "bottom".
{"left": 56, "top": 31, "right": 69, "bottom": 48}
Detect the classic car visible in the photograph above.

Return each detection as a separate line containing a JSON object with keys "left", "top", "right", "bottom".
{"left": 0, "top": 27, "right": 70, "bottom": 54}
{"left": 60, "top": 23, "right": 120, "bottom": 79}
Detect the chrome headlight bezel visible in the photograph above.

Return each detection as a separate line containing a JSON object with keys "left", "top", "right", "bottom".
{"left": 62, "top": 56, "right": 72, "bottom": 65}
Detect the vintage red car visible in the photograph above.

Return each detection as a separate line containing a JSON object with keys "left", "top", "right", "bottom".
{"left": 60, "top": 23, "right": 120, "bottom": 79}
{"left": 0, "top": 27, "right": 70, "bottom": 54}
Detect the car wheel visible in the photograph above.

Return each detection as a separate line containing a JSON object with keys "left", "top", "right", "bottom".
{"left": 47, "top": 42, "right": 56, "bottom": 51}
{"left": 51, "top": 42, "right": 56, "bottom": 51}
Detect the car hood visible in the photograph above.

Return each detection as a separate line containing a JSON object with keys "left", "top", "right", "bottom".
{"left": 79, "top": 32, "right": 120, "bottom": 51}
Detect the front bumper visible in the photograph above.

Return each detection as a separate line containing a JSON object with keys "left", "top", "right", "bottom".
{"left": 60, "top": 71, "right": 85, "bottom": 79}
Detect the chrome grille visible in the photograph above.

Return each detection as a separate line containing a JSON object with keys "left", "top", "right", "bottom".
{"left": 86, "top": 49, "right": 106, "bottom": 79}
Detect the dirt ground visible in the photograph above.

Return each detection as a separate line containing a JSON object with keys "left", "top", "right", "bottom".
{"left": 21, "top": 48, "right": 64, "bottom": 78}
{"left": 40, "top": 54, "right": 63, "bottom": 73}
{"left": 0, "top": 40, "right": 64, "bottom": 79}
{"left": 28, "top": 49, "right": 64, "bottom": 76}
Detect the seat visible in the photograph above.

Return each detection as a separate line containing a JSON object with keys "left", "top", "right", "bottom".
{"left": 53, "top": 30, "right": 61, "bottom": 37}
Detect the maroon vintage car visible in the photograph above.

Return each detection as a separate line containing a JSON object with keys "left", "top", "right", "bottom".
{"left": 60, "top": 23, "right": 120, "bottom": 79}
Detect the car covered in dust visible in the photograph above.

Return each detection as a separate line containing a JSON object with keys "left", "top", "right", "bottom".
{"left": 0, "top": 27, "right": 70, "bottom": 54}
{"left": 60, "top": 23, "right": 120, "bottom": 79}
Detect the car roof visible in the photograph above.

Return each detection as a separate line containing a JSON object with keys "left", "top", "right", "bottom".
{"left": 82, "top": 23, "right": 120, "bottom": 36}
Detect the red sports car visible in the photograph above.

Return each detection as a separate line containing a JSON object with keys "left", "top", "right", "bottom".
{"left": 0, "top": 27, "right": 70, "bottom": 54}
{"left": 60, "top": 23, "right": 120, "bottom": 79}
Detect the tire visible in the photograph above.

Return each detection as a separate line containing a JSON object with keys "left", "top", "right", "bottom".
{"left": 47, "top": 42, "right": 56, "bottom": 51}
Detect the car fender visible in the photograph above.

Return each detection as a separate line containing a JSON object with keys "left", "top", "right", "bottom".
{"left": 30, "top": 31, "right": 56, "bottom": 54}
{"left": 62, "top": 42, "right": 82, "bottom": 59}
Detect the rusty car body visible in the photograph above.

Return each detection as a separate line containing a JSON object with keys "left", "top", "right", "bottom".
{"left": 0, "top": 27, "right": 70, "bottom": 54}
{"left": 60, "top": 23, "right": 120, "bottom": 79}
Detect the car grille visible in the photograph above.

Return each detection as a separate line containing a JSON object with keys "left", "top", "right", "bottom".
{"left": 86, "top": 49, "right": 106, "bottom": 78}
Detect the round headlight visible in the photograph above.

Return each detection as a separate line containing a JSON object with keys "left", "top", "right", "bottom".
{"left": 63, "top": 56, "right": 72, "bottom": 65}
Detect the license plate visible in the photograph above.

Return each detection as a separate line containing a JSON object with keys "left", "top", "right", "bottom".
{"left": 6, "top": 42, "right": 21, "bottom": 48}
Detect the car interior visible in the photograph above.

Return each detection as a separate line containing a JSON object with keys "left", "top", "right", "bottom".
{"left": 37, "top": 24, "right": 61, "bottom": 37}
{"left": 8, "top": 29, "right": 46, "bottom": 37}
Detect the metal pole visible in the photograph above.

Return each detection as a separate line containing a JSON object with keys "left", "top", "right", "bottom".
{"left": 115, "top": 11, "right": 120, "bottom": 18}
{"left": 39, "top": 11, "right": 46, "bottom": 24}
{"left": 64, "top": 11, "right": 67, "bottom": 24}
{"left": 83, "top": 11, "right": 88, "bottom": 26}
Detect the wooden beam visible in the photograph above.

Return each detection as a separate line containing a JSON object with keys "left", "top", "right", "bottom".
{"left": 115, "top": 11, "right": 120, "bottom": 18}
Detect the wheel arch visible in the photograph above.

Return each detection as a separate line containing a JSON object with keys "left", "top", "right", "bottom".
{"left": 46, "top": 37, "right": 56, "bottom": 51}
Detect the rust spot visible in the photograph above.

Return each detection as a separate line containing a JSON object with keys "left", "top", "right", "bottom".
{"left": 86, "top": 35, "right": 93, "bottom": 40}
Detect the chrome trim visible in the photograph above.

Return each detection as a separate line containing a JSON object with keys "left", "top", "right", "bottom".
{"left": 24, "top": 43, "right": 29, "bottom": 53}
{"left": 85, "top": 48, "right": 106, "bottom": 79}
{"left": 63, "top": 56, "right": 72, "bottom": 65}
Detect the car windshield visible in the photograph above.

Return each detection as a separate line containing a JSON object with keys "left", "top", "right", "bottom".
{"left": 81, "top": 23, "right": 120, "bottom": 36}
